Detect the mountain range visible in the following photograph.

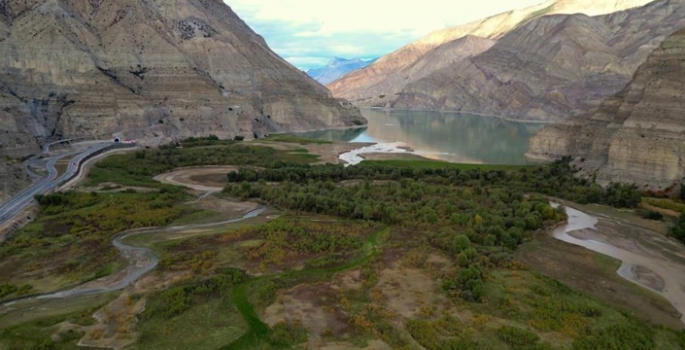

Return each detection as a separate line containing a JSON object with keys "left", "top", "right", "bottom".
{"left": 327, "top": 0, "right": 665, "bottom": 121}
{"left": 307, "top": 57, "right": 377, "bottom": 85}
{"left": 0, "top": 0, "right": 365, "bottom": 161}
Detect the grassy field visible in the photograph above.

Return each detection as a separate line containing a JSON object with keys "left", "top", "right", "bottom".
{"left": 131, "top": 298, "right": 248, "bottom": 350}
{"left": 0, "top": 293, "right": 117, "bottom": 349}
{"left": 360, "top": 159, "right": 533, "bottom": 171}
{"left": 516, "top": 234, "right": 682, "bottom": 329}
{"left": 644, "top": 198, "right": 685, "bottom": 215}
{"left": 262, "top": 134, "right": 333, "bottom": 145}
{"left": 86, "top": 143, "right": 318, "bottom": 188}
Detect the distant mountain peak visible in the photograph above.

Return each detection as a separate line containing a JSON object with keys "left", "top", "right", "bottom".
{"left": 308, "top": 57, "right": 377, "bottom": 85}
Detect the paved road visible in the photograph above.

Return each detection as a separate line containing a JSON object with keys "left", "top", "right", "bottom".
{"left": 0, "top": 143, "right": 113, "bottom": 227}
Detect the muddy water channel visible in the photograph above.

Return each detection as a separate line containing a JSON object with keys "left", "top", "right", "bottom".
{"left": 554, "top": 204, "right": 685, "bottom": 323}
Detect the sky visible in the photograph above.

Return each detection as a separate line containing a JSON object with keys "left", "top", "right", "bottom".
{"left": 227, "top": 0, "right": 546, "bottom": 70}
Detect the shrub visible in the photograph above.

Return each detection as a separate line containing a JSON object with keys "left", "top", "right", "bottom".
{"left": 641, "top": 210, "right": 663, "bottom": 221}
{"left": 496, "top": 326, "right": 540, "bottom": 349}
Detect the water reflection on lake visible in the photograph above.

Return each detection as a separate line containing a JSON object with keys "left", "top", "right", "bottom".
{"left": 301, "top": 109, "right": 545, "bottom": 165}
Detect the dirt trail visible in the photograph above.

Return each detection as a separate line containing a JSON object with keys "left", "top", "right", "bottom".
{"left": 154, "top": 166, "right": 239, "bottom": 192}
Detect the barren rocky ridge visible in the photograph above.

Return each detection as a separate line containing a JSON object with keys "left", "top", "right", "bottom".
{"left": 527, "top": 28, "right": 685, "bottom": 189}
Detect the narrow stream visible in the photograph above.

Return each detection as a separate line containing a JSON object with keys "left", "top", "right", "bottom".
{"left": 553, "top": 204, "right": 685, "bottom": 323}
{"left": 1, "top": 208, "right": 266, "bottom": 308}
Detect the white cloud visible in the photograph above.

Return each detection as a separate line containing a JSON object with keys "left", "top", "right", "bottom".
{"left": 226, "top": 0, "right": 546, "bottom": 69}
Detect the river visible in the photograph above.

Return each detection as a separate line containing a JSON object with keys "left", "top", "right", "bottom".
{"left": 553, "top": 204, "right": 685, "bottom": 323}
{"left": 301, "top": 109, "right": 544, "bottom": 165}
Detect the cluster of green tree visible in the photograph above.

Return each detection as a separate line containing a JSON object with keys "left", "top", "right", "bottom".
{"left": 226, "top": 172, "right": 568, "bottom": 302}
{"left": 442, "top": 250, "right": 486, "bottom": 301}
{"left": 143, "top": 268, "right": 246, "bottom": 319}
{"left": 88, "top": 143, "right": 316, "bottom": 187}
{"left": 226, "top": 160, "right": 642, "bottom": 208}
{"left": 226, "top": 180, "right": 562, "bottom": 243}
{"left": 174, "top": 135, "right": 238, "bottom": 148}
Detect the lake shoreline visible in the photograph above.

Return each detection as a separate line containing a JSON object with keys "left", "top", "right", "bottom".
{"left": 362, "top": 107, "right": 557, "bottom": 125}
{"left": 297, "top": 109, "right": 546, "bottom": 165}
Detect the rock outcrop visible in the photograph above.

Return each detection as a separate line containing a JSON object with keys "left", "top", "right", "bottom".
{"left": 527, "top": 28, "right": 685, "bottom": 189}
{"left": 0, "top": 0, "right": 365, "bottom": 160}
{"left": 392, "top": 0, "right": 685, "bottom": 121}
{"left": 307, "top": 57, "right": 377, "bottom": 85}
{"left": 328, "top": 0, "right": 653, "bottom": 109}
{"left": 0, "top": 159, "right": 28, "bottom": 203}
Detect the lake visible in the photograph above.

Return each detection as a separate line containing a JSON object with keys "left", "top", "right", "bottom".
{"left": 301, "top": 109, "right": 545, "bottom": 165}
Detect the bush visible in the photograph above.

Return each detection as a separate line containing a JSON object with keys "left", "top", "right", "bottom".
{"left": 496, "top": 326, "right": 540, "bottom": 349}
{"left": 0, "top": 284, "right": 18, "bottom": 298}
{"left": 669, "top": 214, "right": 685, "bottom": 243}
{"left": 640, "top": 210, "right": 663, "bottom": 221}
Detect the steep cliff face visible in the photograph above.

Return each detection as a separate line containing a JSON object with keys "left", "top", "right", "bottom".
{"left": 328, "top": 0, "right": 653, "bottom": 108}
{"left": 527, "top": 28, "right": 685, "bottom": 189}
{"left": 393, "top": 0, "right": 685, "bottom": 121}
{"left": 0, "top": 0, "right": 364, "bottom": 159}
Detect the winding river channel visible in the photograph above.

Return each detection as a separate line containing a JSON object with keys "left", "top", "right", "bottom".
{"left": 553, "top": 204, "right": 685, "bottom": 323}
{"left": 1, "top": 208, "right": 266, "bottom": 309}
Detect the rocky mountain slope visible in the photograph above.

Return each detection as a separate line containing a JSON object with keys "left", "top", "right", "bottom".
{"left": 328, "top": 0, "right": 653, "bottom": 107}
{"left": 0, "top": 0, "right": 364, "bottom": 160}
{"left": 393, "top": 0, "right": 685, "bottom": 121}
{"left": 307, "top": 57, "right": 376, "bottom": 85}
{"left": 527, "top": 28, "right": 685, "bottom": 189}
{"left": 328, "top": 35, "right": 496, "bottom": 108}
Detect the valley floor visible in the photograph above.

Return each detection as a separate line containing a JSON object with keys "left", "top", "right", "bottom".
{"left": 0, "top": 137, "right": 683, "bottom": 350}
